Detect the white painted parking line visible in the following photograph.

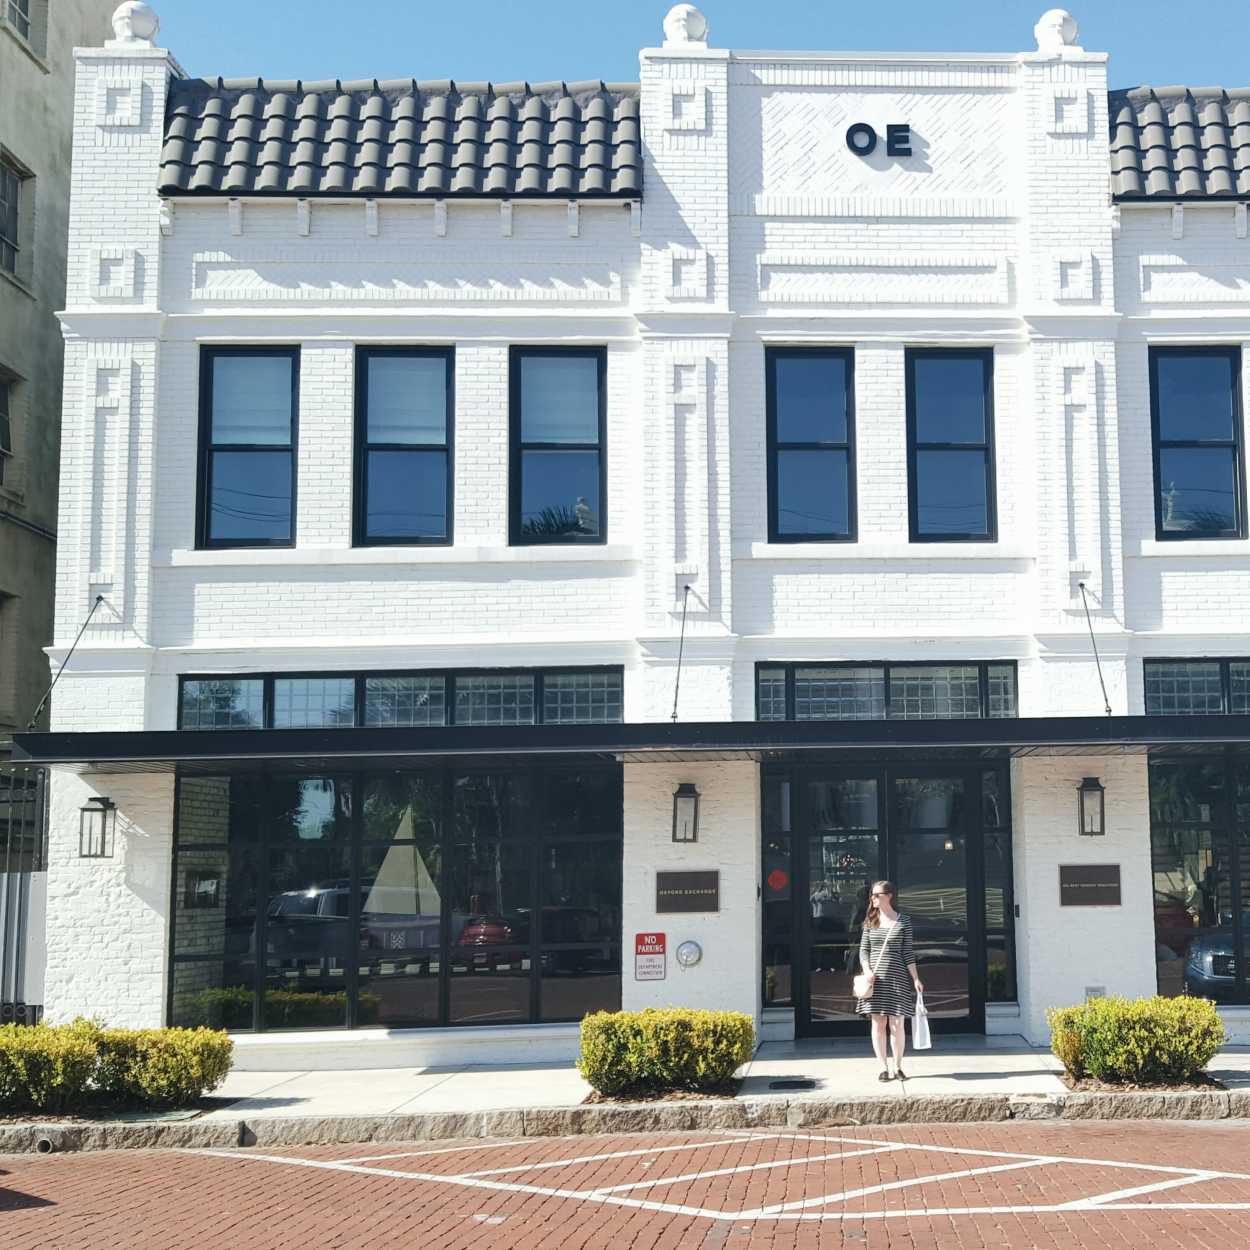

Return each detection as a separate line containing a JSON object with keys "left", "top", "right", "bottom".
{"left": 190, "top": 1131, "right": 1250, "bottom": 1227}
{"left": 337, "top": 1141, "right": 527, "bottom": 1165}
{"left": 740, "top": 1157, "right": 1054, "bottom": 1218}
{"left": 1063, "top": 1171, "right": 1221, "bottom": 1208}
{"left": 457, "top": 1135, "right": 776, "bottom": 1178}
{"left": 775, "top": 1131, "right": 1250, "bottom": 1180}
{"left": 585, "top": 1145, "right": 902, "bottom": 1196}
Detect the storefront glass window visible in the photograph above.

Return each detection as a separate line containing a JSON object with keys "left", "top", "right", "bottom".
{"left": 170, "top": 763, "right": 622, "bottom": 1032}
{"left": 1150, "top": 758, "right": 1249, "bottom": 1004}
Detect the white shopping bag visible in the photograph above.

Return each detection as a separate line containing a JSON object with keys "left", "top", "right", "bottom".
{"left": 912, "top": 992, "right": 932, "bottom": 1050}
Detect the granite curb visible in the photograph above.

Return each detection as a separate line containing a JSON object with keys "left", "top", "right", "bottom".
{"left": 2, "top": 1089, "right": 1245, "bottom": 1154}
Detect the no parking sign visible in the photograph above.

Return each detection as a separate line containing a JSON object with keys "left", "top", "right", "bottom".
{"left": 634, "top": 932, "right": 666, "bottom": 981}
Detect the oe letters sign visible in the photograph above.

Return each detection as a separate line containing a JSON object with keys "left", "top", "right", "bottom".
{"left": 845, "top": 122, "right": 912, "bottom": 158}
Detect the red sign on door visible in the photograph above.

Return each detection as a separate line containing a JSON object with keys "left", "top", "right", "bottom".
{"left": 635, "top": 932, "right": 666, "bottom": 981}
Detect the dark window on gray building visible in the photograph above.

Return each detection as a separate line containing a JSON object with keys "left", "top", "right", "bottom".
{"left": 0, "top": 161, "right": 21, "bottom": 275}
{"left": 197, "top": 348, "right": 298, "bottom": 548}
{"left": 0, "top": 375, "right": 12, "bottom": 487}
{"left": 355, "top": 348, "right": 452, "bottom": 545}
{"left": 510, "top": 348, "right": 606, "bottom": 544}
{"left": 906, "top": 349, "right": 996, "bottom": 541}
{"left": 1150, "top": 347, "right": 1244, "bottom": 539}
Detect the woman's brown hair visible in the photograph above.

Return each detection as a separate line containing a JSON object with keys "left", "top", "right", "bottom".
{"left": 863, "top": 880, "right": 896, "bottom": 929}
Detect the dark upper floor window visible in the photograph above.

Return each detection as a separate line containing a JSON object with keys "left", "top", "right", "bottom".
{"left": 0, "top": 374, "right": 12, "bottom": 488}
{"left": 179, "top": 668, "right": 625, "bottom": 730}
{"left": 197, "top": 348, "right": 298, "bottom": 548}
{"left": 767, "top": 347, "right": 855, "bottom": 541}
{"left": 510, "top": 348, "right": 605, "bottom": 544}
{"left": 906, "top": 349, "right": 996, "bottom": 542}
{"left": 1150, "top": 347, "right": 1245, "bottom": 540}
{"left": 354, "top": 348, "right": 452, "bottom": 545}
{"left": 6, "top": 0, "right": 29, "bottom": 40}
{"left": 756, "top": 661, "right": 1017, "bottom": 721}
{"left": 1144, "top": 659, "right": 1250, "bottom": 716}
{"left": 0, "top": 161, "right": 21, "bottom": 276}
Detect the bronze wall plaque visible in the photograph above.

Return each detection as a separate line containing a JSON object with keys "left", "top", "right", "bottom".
{"left": 1059, "top": 864, "right": 1122, "bottom": 906}
{"left": 656, "top": 870, "right": 720, "bottom": 914}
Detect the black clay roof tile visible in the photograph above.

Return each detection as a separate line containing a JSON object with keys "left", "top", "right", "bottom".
{"left": 1109, "top": 86, "right": 1250, "bottom": 199}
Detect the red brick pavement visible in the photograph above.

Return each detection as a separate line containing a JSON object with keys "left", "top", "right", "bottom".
{"left": 3, "top": 1120, "right": 1250, "bottom": 1249}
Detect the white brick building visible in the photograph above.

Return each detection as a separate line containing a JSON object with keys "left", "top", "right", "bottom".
{"left": 14, "top": 2, "right": 1250, "bottom": 1063}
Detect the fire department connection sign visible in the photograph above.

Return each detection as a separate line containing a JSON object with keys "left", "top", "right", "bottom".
{"left": 635, "top": 932, "right": 666, "bottom": 981}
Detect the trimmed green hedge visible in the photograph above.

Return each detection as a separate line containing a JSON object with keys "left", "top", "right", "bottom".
{"left": 0, "top": 1024, "right": 98, "bottom": 1113}
{"left": 0, "top": 1020, "right": 233, "bottom": 1112}
{"left": 181, "top": 987, "right": 381, "bottom": 1029}
{"left": 1048, "top": 995, "right": 1225, "bottom": 1084}
{"left": 578, "top": 1008, "right": 755, "bottom": 1096}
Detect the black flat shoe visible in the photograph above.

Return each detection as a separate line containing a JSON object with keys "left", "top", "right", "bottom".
{"left": 878, "top": 1070, "right": 892, "bottom": 1082}
{"left": 894, "top": 1069, "right": 907, "bottom": 1081}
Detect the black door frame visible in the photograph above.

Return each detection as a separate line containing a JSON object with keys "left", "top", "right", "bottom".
{"left": 776, "top": 759, "right": 995, "bottom": 1037}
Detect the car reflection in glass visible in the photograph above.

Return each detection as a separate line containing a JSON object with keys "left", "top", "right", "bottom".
{"left": 1184, "top": 910, "right": 1249, "bottom": 1000}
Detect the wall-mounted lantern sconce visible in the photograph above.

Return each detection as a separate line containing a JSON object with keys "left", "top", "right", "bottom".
{"left": 1077, "top": 776, "right": 1105, "bottom": 837}
{"left": 672, "top": 783, "right": 700, "bottom": 843}
{"left": 79, "top": 796, "right": 117, "bottom": 859}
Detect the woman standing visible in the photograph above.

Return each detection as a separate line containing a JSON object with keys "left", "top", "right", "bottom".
{"left": 856, "top": 880, "right": 923, "bottom": 1082}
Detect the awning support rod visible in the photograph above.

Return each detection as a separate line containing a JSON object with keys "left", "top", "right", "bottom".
{"left": 24, "top": 595, "right": 106, "bottom": 730}
{"left": 1078, "top": 581, "right": 1113, "bottom": 717}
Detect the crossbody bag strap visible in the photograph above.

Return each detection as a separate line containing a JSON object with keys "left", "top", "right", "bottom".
{"left": 869, "top": 919, "right": 902, "bottom": 977}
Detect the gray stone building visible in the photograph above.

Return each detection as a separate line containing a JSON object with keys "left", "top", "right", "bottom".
{"left": 0, "top": 0, "right": 117, "bottom": 749}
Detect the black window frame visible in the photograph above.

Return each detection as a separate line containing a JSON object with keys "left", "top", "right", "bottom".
{"left": 1149, "top": 346, "right": 1245, "bottom": 542}
{"left": 766, "top": 346, "right": 857, "bottom": 543}
{"left": 196, "top": 346, "right": 300, "bottom": 550}
{"left": 754, "top": 660, "right": 1018, "bottom": 722}
{"left": 1144, "top": 657, "right": 1250, "bottom": 716}
{"left": 906, "top": 347, "right": 997, "bottom": 543}
{"left": 353, "top": 346, "right": 454, "bottom": 547}
{"left": 509, "top": 346, "right": 607, "bottom": 546}
{"left": 177, "top": 666, "right": 626, "bottom": 730}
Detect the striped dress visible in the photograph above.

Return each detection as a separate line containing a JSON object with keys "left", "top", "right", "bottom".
{"left": 855, "top": 915, "right": 917, "bottom": 1018}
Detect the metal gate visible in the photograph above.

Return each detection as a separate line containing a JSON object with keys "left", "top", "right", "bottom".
{"left": 0, "top": 763, "right": 47, "bottom": 1025}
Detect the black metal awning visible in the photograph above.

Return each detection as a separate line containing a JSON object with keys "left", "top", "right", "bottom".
{"left": 11, "top": 714, "right": 1250, "bottom": 774}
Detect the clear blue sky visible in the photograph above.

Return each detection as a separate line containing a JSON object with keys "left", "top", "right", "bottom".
{"left": 147, "top": 1, "right": 1248, "bottom": 90}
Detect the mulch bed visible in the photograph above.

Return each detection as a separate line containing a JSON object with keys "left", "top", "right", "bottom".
{"left": 583, "top": 1080, "right": 741, "bottom": 1104}
{"left": 1060, "top": 1072, "right": 1226, "bottom": 1093}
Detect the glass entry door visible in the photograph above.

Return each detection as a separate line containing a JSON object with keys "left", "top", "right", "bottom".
{"left": 782, "top": 764, "right": 992, "bottom": 1036}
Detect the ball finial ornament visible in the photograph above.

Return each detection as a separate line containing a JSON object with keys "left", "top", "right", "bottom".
{"left": 1033, "top": 9, "right": 1079, "bottom": 54}
{"left": 663, "top": 4, "right": 709, "bottom": 48}
{"left": 110, "top": 1, "right": 159, "bottom": 44}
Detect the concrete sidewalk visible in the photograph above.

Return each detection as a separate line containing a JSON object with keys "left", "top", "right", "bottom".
{"left": 204, "top": 1035, "right": 1250, "bottom": 1120}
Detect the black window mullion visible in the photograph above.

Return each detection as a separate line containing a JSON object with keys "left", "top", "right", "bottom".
{"left": 255, "top": 773, "right": 270, "bottom": 1032}
{"left": 978, "top": 666, "right": 990, "bottom": 720}
{"left": 346, "top": 775, "right": 362, "bottom": 1028}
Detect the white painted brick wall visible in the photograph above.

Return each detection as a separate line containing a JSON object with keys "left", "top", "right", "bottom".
{"left": 41, "top": 19, "right": 1250, "bottom": 1035}
{"left": 1011, "top": 755, "right": 1158, "bottom": 1043}
{"left": 622, "top": 760, "right": 760, "bottom": 1022}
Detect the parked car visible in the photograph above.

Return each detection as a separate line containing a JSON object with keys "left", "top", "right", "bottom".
{"left": 1184, "top": 911, "right": 1250, "bottom": 1001}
